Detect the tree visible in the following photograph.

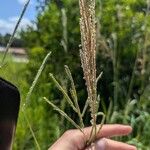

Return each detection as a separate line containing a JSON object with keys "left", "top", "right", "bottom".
{"left": 0, "top": 33, "right": 24, "bottom": 47}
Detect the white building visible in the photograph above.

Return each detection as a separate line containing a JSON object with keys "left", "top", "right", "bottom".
{"left": 0, "top": 46, "right": 28, "bottom": 63}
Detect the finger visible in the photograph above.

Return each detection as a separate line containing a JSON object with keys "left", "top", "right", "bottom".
{"left": 97, "top": 124, "right": 132, "bottom": 138}
{"left": 83, "top": 124, "right": 132, "bottom": 140}
{"left": 95, "top": 138, "right": 136, "bottom": 150}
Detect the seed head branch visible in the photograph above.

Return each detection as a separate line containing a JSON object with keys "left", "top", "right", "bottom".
{"left": 79, "top": 0, "right": 97, "bottom": 128}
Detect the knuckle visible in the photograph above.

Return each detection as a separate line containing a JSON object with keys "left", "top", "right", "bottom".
{"left": 63, "top": 129, "right": 75, "bottom": 137}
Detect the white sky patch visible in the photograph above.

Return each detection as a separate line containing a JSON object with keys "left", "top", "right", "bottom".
{"left": 17, "top": 0, "right": 28, "bottom": 5}
{"left": 17, "top": 0, "right": 35, "bottom": 5}
{"left": 0, "top": 16, "right": 34, "bottom": 35}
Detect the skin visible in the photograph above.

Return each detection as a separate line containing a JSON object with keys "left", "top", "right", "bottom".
{"left": 49, "top": 124, "right": 137, "bottom": 150}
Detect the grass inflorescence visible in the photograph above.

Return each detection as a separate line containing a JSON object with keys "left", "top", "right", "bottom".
{"left": 44, "top": 0, "right": 105, "bottom": 147}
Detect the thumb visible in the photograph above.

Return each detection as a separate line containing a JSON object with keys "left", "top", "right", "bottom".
{"left": 85, "top": 138, "right": 106, "bottom": 150}
{"left": 95, "top": 138, "right": 106, "bottom": 150}
{"left": 94, "top": 138, "right": 136, "bottom": 150}
{"left": 85, "top": 138, "right": 136, "bottom": 150}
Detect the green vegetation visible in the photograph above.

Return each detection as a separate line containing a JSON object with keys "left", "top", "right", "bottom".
{"left": 0, "top": 53, "right": 26, "bottom": 87}
{"left": 0, "top": 33, "right": 24, "bottom": 47}
{"left": 0, "top": 0, "right": 150, "bottom": 149}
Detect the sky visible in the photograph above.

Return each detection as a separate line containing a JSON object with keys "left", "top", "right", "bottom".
{"left": 0, "top": 0, "right": 37, "bottom": 35}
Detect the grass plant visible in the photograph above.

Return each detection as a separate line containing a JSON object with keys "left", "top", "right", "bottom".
{"left": 44, "top": 0, "right": 105, "bottom": 147}
{"left": 1, "top": 0, "right": 150, "bottom": 149}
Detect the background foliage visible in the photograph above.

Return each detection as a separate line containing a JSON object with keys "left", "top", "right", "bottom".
{"left": 0, "top": 0, "right": 150, "bottom": 149}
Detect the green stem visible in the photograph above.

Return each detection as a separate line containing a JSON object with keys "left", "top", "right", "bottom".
{"left": 22, "top": 111, "right": 41, "bottom": 150}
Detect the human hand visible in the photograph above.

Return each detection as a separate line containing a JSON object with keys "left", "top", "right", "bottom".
{"left": 49, "top": 124, "right": 137, "bottom": 150}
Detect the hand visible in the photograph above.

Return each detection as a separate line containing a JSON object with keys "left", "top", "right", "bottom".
{"left": 49, "top": 124, "right": 137, "bottom": 150}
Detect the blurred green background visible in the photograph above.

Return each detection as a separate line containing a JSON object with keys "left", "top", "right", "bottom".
{"left": 0, "top": 0, "right": 150, "bottom": 149}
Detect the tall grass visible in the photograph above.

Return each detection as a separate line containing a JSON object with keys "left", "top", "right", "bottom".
{"left": 101, "top": 1, "right": 150, "bottom": 149}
